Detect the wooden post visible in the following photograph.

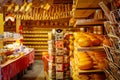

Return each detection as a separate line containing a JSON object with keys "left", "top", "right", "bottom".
{"left": 0, "top": 13, "right": 4, "bottom": 49}
{"left": 16, "top": 18, "right": 21, "bottom": 33}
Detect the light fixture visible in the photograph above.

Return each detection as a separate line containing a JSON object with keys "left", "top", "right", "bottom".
{"left": 7, "top": 3, "right": 14, "bottom": 11}
{"left": 19, "top": 2, "right": 27, "bottom": 12}
{"left": 25, "top": 2, "right": 32, "bottom": 12}
{"left": 14, "top": 5, "right": 19, "bottom": 12}
{"left": 5, "top": 15, "right": 15, "bottom": 22}
{"left": 44, "top": 3, "right": 50, "bottom": 10}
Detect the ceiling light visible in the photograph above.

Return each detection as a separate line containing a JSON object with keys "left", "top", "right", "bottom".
{"left": 14, "top": 5, "right": 19, "bottom": 12}
{"left": 5, "top": 15, "right": 15, "bottom": 22}
{"left": 7, "top": 3, "right": 14, "bottom": 11}
{"left": 44, "top": 3, "right": 50, "bottom": 10}
{"left": 25, "top": 2, "right": 32, "bottom": 12}
{"left": 19, "top": 2, "right": 27, "bottom": 12}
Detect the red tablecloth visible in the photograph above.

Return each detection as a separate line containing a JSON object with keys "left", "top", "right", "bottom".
{"left": 1, "top": 50, "right": 34, "bottom": 80}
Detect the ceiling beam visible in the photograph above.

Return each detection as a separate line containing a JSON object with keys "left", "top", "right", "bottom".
{"left": 76, "top": 7, "right": 101, "bottom": 10}
{"left": 53, "top": 0, "right": 73, "bottom": 4}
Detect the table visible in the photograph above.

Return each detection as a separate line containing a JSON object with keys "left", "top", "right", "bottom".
{"left": 0, "top": 49, "right": 34, "bottom": 80}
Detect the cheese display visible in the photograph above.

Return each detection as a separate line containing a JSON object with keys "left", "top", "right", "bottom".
{"left": 71, "top": 32, "right": 107, "bottom": 80}
{"left": 74, "top": 32, "right": 110, "bottom": 47}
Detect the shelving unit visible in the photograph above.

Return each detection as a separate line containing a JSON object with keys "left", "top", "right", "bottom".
{"left": 73, "top": 46, "right": 106, "bottom": 78}
{"left": 78, "top": 69, "right": 103, "bottom": 74}
{"left": 77, "top": 46, "right": 104, "bottom": 51}
{"left": 99, "top": 1, "right": 120, "bottom": 80}
{"left": 70, "top": 1, "right": 108, "bottom": 80}
{"left": 22, "top": 27, "right": 51, "bottom": 57}
{"left": 74, "top": 19, "right": 105, "bottom": 27}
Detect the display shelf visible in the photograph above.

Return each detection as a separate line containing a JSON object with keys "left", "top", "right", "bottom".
{"left": 30, "top": 47, "right": 48, "bottom": 49}
{"left": 77, "top": 46, "right": 104, "bottom": 51}
{"left": 100, "top": 1, "right": 120, "bottom": 80}
{"left": 24, "top": 39, "right": 48, "bottom": 41}
{"left": 27, "top": 46, "right": 48, "bottom": 48}
{"left": 74, "top": 19, "right": 105, "bottom": 27}
{"left": 2, "top": 38, "right": 16, "bottom": 42}
{"left": 74, "top": 59, "right": 104, "bottom": 74}
{"left": 23, "top": 35, "right": 48, "bottom": 38}
{"left": 23, "top": 28, "right": 50, "bottom": 57}
{"left": 2, "top": 37, "right": 23, "bottom": 42}
{"left": 23, "top": 42, "right": 48, "bottom": 45}
{"left": 35, "top": 49, "right": 48, "bottom": 52}
{"left": 73, "top": 34, "right": 106, "bottom": 79}
{"left": 78, "top": 69, "right": 103, "bottom": 74}
{"left": 22, "top": 31, "right": 48, "bottom": 34}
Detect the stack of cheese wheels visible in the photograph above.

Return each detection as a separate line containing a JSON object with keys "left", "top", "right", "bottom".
{"left": 74, "top": 32, "right": 111, "bottom": 47}
{"left": 77, "top": 52, "right": 93, "bottom": 70}
{"left": 87, "top": 51, "right": 107, "bottom": 69}
{"left": 94, "top": 51, "right": 107, "bottom": 69}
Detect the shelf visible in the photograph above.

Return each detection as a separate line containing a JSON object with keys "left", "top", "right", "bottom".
{"left": 79, "top": 69, "right": 104, "bottom": 74}
{"left": 2, "top": 38, "right": 22, "bottom": 42}
{"left": 77, "top": 46, "right": 104, "bottom": 51}
{"left": 27, "top": 46, "right": 48, "bottom": 49}
{"left": 33, "top": 47, "right": 48, "bottom": 49}
{"left": 22, "top": 31, "right": 48, "bottom": 34}
{"left": 74, "top": 19, "right": 105, "bottom": 27}
{"left": 35, "top": 50, "right": 48, "bottom": 52}
{"left": 23, "top": 42, "right": 48, "bottom": 45}
{"left": 22, "top": 28, "right": 49, "bottom": 59}
{"left": 24, "top": 39, "right": 48, "bottom": 41}
{"left": 23, "top": 35, "right": 48, "bottom": 38}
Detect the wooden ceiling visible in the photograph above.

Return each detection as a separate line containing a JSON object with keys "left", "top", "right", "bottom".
{"left": 1, "top": 0, "right": 111, "bottom": 20}
{"left": 53, "top": 0, "right": 73, "bottom": 4}
{"left": 73, "top": 0, "right": 109, "bottom": 19}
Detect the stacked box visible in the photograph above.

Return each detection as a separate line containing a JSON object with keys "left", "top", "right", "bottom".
{"left": 55, "top": 29, "right": 64, "bottom": 80}
{"left": 63, "top": 33, "right": 73, "bottom": 79}
{"left": 48, "top": 32, "right": 56, "bottom": 80}
{"left": 48, "top": 29, "right": 71, "bottom": 80}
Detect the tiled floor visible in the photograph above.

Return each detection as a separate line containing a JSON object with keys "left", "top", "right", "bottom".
{"left": 20, "top": 60, "right": 45, "bottom": 80}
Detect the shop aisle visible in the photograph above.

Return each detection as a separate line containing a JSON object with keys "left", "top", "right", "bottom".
{"left": 20, "top": 60, "right": 45, "bottom": 80}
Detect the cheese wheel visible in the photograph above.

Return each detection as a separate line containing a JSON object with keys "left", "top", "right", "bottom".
{"left": 77, "top": 36, "right": 93, "bottom": 47}
{"left": 78, "top": 52, "right": 89, "bottom": 57}
{"left": 78, "top": 61, "right": 93, "bottom": 70}
{"left": 78, "top": 75, "right": 89, "bottom": 80}
{"left": 79, "top": 57, "right": 92, "bottom": 62}
{"left": 84, "top": 33, "right": 101, "bottom": 46}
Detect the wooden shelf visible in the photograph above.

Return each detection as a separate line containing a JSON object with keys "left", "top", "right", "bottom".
{"left": 24, "top": 39, "right": 48, "bottom": 41}
{"left": 2, "top": 38, "right": 16, "bottom": 42}
{"left": 23, "top": 42, "right": 47, "bottom": 45}
{"left": 73, "top": 0, "right": 108, "bottom": 19}
{"left": 22, "top": 31, "right": 48, "bottom": 34}
{"left": 79, "top": 69, "right": 104, "bottom": 74}
{"left": 77, "top": 46, "right": 104, "bottom": 51}
{"left": 35, "top": 50, "right": 48, "bottom": 52}
{"left": 23, "top": 35, "right": 48, "bottom": 38}
{"left": 32, "top": 47, "right": 48, "bottom": 49}
{"left": 23, "top": 28, "right": 49, "bottom": 57}
{"left": 74, "top": 19, "right": 105, "bottom": 27}
{"left": 2, "top": 37, "right": 23, "bottom": 42}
